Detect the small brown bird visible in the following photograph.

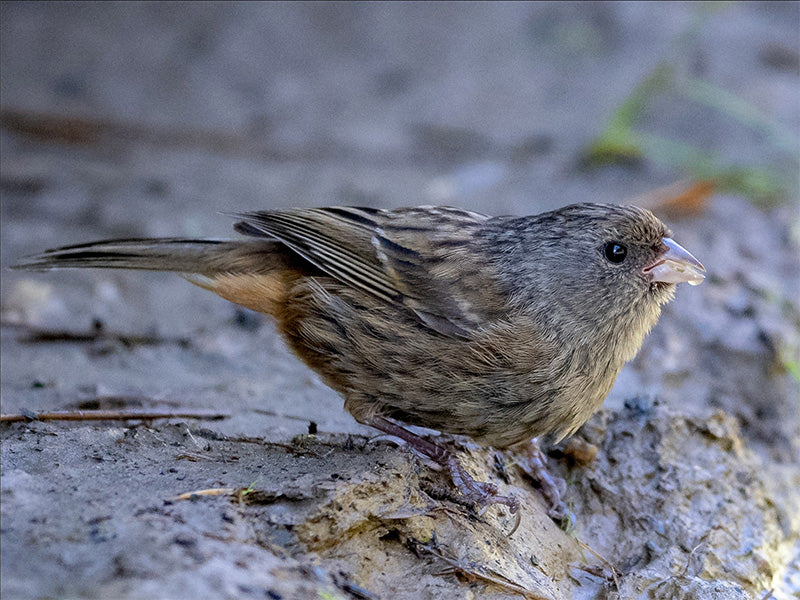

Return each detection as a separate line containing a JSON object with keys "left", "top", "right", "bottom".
{"left": 14, "top": 203, "right": 704, "bottom": 517}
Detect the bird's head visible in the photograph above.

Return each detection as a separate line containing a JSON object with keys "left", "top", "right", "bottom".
{"left": 505, "top": 203, "right": 705, "bottom": 334}
{"left": 571, "top": 204, "right": 705, "bottom": 305}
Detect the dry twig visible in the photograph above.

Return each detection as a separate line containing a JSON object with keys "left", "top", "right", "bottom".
{"left": 407, "top": 538, "right": 551, "bottom": 600}
{"left": 0, "top": 409, "right": 229, "bottom": 423}
{"left": 2, "top": 319, "right": 190, "bottom": 347}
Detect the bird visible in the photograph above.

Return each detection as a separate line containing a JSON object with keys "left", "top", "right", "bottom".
{"left": 13, "top": 203, "right": 705, "bottom": 518}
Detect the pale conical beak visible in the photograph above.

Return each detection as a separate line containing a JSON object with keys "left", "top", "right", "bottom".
{"left": 643, "top": 238, "right": 706, "bottom": 286}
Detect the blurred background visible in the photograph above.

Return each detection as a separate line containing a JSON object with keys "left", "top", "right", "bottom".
{"left": 2, "top": 2, "right": 797, "bottom": 219}
{"left": 1, "top": 2, "right": 798, "bottom": 597}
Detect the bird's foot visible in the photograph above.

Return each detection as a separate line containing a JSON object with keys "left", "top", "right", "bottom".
{"left": 517, "top": 438, "right": 573, "bottom": 527}
{"left": 368, "top": 417, "right": 519, "bottom": 515}
{"left": 443, "top": 451, "right": 519, "bottom": 515}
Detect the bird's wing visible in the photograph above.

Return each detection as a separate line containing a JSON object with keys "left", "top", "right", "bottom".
{"left": 233, "top": 206, "right": 507, "bottom": 337}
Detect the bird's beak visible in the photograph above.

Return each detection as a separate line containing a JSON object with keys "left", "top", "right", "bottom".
{"left": 643, "top": 238, "right": 706, "bottom": 286}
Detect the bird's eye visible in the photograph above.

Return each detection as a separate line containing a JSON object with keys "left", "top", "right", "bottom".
{"left": 603, "top": 241, "right": 627, "bottom": 264}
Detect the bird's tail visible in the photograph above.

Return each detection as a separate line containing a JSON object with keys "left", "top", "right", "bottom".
{"left": 12, "top": 237, "right": 303, "bottom": 317}
{"left": 12, "top": 238, "right": 278, "bottom": 275}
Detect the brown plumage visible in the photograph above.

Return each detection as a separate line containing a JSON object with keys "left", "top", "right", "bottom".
{"left": 14, "top": 203, "right": 705, "bottom": 515}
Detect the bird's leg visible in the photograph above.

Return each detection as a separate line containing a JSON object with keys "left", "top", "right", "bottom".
{"left": 368, "top": 416, "right": 519, "bottom": 514}
{"left": 516, "top": 438, "right": 571, "bottom": 524}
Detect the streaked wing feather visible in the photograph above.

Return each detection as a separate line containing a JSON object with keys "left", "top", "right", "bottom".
{"left": 371, "top": 207, "right": 505, "bottom": 333}
{"left": 234, "top": 207, "right": 399, "bottom": 303}
{"left": 233, "top": 206, "right": 503, "bottom": 336}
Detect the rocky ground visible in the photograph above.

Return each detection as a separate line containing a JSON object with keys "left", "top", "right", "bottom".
{"left": 1, "top": 3, "right": 798, "bottom": 599}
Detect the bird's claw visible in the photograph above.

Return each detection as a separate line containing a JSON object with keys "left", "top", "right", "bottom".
{"left": 447, "top": 454, "right": 519, "bottom": 514}
{"left": 518, "top": 438, "right": 571, "bottom": 526}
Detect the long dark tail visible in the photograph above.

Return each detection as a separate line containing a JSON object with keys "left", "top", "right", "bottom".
{"left": 13, "top": 237, "right": 314, "bottom": 317}
{"left": 12, "top": 238, "right": 281, "bottom": 275}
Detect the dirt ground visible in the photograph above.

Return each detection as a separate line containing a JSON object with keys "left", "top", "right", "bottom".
{"left": 1, "top": 3, "right": 798, "bottom": 599}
